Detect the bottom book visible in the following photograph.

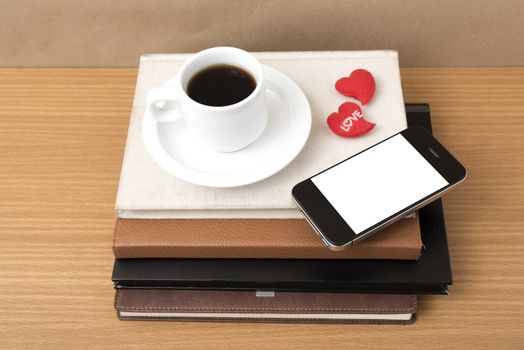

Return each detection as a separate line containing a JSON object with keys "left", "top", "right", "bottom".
{"left": 115, "top": 289, "right": 417, "bottom": 324}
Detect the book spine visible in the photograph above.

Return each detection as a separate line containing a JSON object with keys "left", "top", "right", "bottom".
{"left": 112, "top": 218, "right": 422, "bottom": 260}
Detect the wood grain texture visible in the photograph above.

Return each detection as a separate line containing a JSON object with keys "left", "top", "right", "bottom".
{"left": 0, "top": 68, "right": 523, "bottom": 349}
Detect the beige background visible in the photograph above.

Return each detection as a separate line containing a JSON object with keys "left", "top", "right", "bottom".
{"left": 2, "top": 0, "right": 524, "bottom": 67}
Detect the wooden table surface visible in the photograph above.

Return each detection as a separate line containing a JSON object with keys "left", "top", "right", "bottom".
{"left": 1, "top": 68, "right": 523, "bottom": 349}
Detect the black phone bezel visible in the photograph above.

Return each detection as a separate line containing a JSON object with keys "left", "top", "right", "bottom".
{"left": 291, "top": 125, "right": 466, "bottom": 248}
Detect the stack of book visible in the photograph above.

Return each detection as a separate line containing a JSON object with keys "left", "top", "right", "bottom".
{"left": 111, "top": 51, "right": 452, "bottom": 324}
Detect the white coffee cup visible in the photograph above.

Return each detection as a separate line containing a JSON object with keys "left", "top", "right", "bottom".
{"left": 147, "top": 47, "right": 268, "bottom": 153}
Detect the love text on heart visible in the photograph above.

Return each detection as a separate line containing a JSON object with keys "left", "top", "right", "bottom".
{"left": 340, "top": 109, "right": 364, "bottom": 132}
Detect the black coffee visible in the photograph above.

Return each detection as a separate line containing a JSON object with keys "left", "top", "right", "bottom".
{"left": 187, "top": 64, "right": 257, "bottom": 107}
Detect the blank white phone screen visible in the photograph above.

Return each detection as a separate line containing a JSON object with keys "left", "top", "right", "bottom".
{"left": 311, "top": 134, "right": 449, "bottom": 234}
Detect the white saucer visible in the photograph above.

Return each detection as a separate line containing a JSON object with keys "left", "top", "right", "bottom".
{"left": 142, "top": 65, "right": 311, "bottom": 188}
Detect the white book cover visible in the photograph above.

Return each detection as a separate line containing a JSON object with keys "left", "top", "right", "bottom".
{"left": 116, "top": 51, "right": 407, "bottom": 219}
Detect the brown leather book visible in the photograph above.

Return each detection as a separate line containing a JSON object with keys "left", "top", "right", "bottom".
{"left": 115, "top": 289, "right": 417, "bottom": 324}
{"left": 113, "top": 216, "right": 422, "bottom": 260}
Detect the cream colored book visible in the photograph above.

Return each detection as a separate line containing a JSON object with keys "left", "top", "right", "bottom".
{"left": 116, "top": 51, "right": 407, "bottom": 219}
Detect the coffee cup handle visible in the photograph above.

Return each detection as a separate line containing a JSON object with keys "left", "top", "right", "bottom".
{"left": 147, "top": 87, "right": 182, "bottom": 123}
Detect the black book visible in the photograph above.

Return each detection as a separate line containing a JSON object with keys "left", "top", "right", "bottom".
{"left": 112, "top": 104, "right": 453, "bottom": 295}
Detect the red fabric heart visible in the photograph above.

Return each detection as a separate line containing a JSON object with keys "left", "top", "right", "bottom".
{"left": 327, "top": 102, "right": 376, "bottom": 138}
{"left": 335, "top": 69, "right": 375, "bottom": 105}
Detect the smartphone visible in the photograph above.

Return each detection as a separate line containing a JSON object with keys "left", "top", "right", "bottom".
{"left": 292, "top": 126, "right": 467, "bottom": 251}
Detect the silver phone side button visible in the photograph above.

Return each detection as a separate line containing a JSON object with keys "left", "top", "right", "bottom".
{"left": 429, "top": 147, "right": 440, "bottom": 158}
